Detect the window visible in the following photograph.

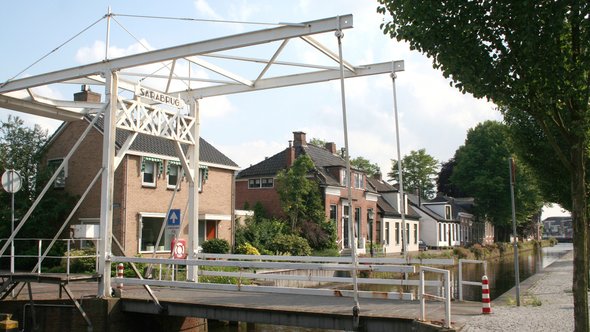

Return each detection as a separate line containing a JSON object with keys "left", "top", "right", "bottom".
{"left": 445, "top": 205, "right": 452, "bottom": 220}
{"left": 340, "top": 169, "right": 349, "bottom": 186}
{"left": 140, "top": 215, "right": 173, "bottom": 252}
{"left": 439, "top": 224, "right": 442, "bottom": 241}
{"left": 354, "top": 207, "right": 361, "bottom": 248}
{"left": 443, "top": 224, "right": 447, "bottom": 241}
{"left": 329, "top": 204, "right": 337, "bottom": 222}
{"left": 385, "top": 222, "right": 390, "bottom": 245}
{"left": 353, "top": 173, "right": 363, "bottom": 189}
{"left": 343, "top": 205, "right": 350, "bottom": 248}
{"left": 141, "top": 158, "right": 160, "bottom": 187}
{"left": 48, "top": 159, "right": 66, "bottom": 188}
{"left": 167, "top": 163, "right": 180, "bottom": 189}
{"left": 395, "top": 222, "right": 400, "bottom": 245}
{"left": 406, "top": 224, "right": 410, "bottom": 245}
{"left": 248, "top": 177, "right": 273, "bottom": 189}
{"left": 413, "top": 224, "right": 418, "bottom": 244}
{"left": 261, "top": 178, "right": 274, "bottom": 188}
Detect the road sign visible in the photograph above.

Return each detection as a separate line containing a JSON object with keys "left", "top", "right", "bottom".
{"left": 171, "top": 238, "right": 186, "bottom": 259}
{"left": 167, "top": 209, "right": 181, "bottom": 229}
{"left": 1, "top": 170, "right": 22, "bottom": 193}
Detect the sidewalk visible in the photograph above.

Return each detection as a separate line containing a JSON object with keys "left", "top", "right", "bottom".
{"left": 458, "top": 248, "right": 575, "bottom": 331}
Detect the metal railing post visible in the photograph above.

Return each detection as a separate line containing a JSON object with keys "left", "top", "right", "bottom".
{"left": 37, "top": 240, "right": 42, "bottom": 275}
{"left": 419, "top": 269, "right": 425, "bottom": 321}
{"left": 443, "top": 269, "right": 451, "bottom": 329}
{"left": 66, "top": 239, "right": 71, "bottom": 276}
{"left": 458, "top": 260, "right": 463, "bottom": 301}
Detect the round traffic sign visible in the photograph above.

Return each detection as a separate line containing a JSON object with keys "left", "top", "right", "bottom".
{"left": 1, "top": 170, "right": 22, "bottom": 193}
{"left": 173, "top": 239, "right": 186, "bottom": 259}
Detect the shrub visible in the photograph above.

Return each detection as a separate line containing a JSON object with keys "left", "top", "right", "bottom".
{"left": 62, "top": 248, "right": 97, "bottom": 273}
{"left": 299, "top": 220, "right": 337, "bottom": 250}
{"left": 453, "top": 247, "right": 471, "bottom": 259}
{"left": 267, "top": 234, "right": 312, "bottom": 256}
{"left": 548, "top": 237, "right": 558, "bottom": 246}
{"left": 201, "top": 238, "right": 230, "bottom": 254}
{"left": 234, "top": 242, "right": 260, "bottom": 255}
{"left": 470, "top": 244, "right": 485, "bottom": 259}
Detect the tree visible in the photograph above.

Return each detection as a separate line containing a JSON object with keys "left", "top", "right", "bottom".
{"left": 377, "top": 2, "right": 589, "bottom": 329}
{"left": 275, "top": 154, "right": 325, "bottom": 231}
{"left": 449, "top": 121, "right": 543, "bottom": 240}
{"left": 350, "top": 156, "right": 381, "bottom": 177}
{"left": 436, "top": 158, "right": 466, "bottom": 198}
{"left": 0, "top": 116, "right": 48, "bottom": 201}
{"left": 388, "top": 149, "right": 438, "bottom": 199}
{"left": 308, "top": 138, "right": 327, "bottom": 147}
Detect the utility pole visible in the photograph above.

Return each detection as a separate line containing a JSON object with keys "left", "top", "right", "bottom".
{"left": 509, "top": 157, "right": 520, "bottom": 306}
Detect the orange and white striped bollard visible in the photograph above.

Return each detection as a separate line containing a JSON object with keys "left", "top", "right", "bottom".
{"left": 482, "top": 275, "right": 492, "bottom": 314}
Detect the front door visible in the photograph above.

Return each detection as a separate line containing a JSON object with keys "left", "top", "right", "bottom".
{"left": 206, "top": 221, "right": 216, "bottom": 240}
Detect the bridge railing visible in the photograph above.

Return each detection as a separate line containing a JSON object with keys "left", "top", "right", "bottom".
{"left": 0, "top": 238, "right": 100, "bottom": 275}
{"left": 419, "top": 266, "right": 452, "bottom": 329}
{"left": 458, "top": 259, "right": 487, "bottom": 301}
{"left": 111, "top": 254, "right": 454, "bottom": 301}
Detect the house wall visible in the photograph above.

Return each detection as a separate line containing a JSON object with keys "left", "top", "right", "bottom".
{"left": 235, "top": 179, "right": 284, "bottom": 218}
{"left": 43, "top": 120, "right": 235, "bottom": 257}
{"left": 380, "top": 217, "right": 419, "bottom": 253}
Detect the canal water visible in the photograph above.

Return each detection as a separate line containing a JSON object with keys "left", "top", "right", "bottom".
{"left": 208, "top": 243, "right": 573, "bottom": 332}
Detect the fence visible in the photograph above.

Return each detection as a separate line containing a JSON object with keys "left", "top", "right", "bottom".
{"left": 458, "top": 259, "right": 487, "bottom": 301}
{"left": 0, "top": 238, "right": 99, "bottom": 274}
{"left": 419, "top": 266, "right": 452, "bottom": 329}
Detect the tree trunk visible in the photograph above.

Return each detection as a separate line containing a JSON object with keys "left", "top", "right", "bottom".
{"left": 571, "top": 142, "right": 588, "bottom": 332}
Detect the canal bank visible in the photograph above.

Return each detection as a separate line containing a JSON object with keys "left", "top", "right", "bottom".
{"left": 458, "top": 243, "right": 575, "bottom": 331}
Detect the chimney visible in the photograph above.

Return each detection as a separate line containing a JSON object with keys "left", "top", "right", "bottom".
{"left": 325, "top": 142, "right": 337, "bottom": 154}
{"left": 74, "top": 85, "right": 101, "bottom": 103}
{"left": 285, "top": 140, "right": 296, "bottom": 167}
{"left": 293, "top": 131, "right": 307, "bottom": 147}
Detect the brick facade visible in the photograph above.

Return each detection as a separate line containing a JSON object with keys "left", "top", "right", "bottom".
{"left": 42, "top": 119, "right": 237, "bottom": 257}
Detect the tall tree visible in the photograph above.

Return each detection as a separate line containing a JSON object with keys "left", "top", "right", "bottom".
{"left": 308, "top": 138, "right": 327, "bottom": 147}
{"left": 350, "top": 156, "right": 381, "bottom": 177}
{"left": 450, "top": 121, "right": 543, "bottom": 240}
{"left": 378, "top": 2, "right": 589, "bottom": 329}
{"left": 388, "top": 149, "right": 438, "bottom": 199}
{"left": 0, "top": 116, "right": 48, "bottom": 201}
{"left": 437, "top": 158, "right": 466, "bottom": 198}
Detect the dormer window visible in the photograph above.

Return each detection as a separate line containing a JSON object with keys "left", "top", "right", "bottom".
{"left": 340, "top": 169, "right": 349, "bottom": 186}
{"left": 353, "top": 173, "right": 364, "bottom": 189}
{"left": 445, "top": 205, "right": 452, "bottom": 220}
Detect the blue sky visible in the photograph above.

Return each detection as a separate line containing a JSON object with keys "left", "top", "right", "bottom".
{"left": 4, "top": 1, "right": 567, "bottom": 218}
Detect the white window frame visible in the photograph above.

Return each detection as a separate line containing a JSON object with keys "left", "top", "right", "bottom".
{"left": 138, "top": 213, "right": 174, "bottom": 253}
{"left": 167, "top": 163, "right": 181, "bottom": 190}
{"left": 261, "top": 177, "right": 274, "bottom": 188}
{"left": 353, "top": 173, "right": 363, "bottom": 189}
{"left": 248, "top": 178, "right": 261, "bottom": 189}
{"left": 340, "top": 169, "right": 349, "bottom": 186}
{"left": 445, "top": 205, "right": 452, "bottom": 220}
{"left": 142, "top": 158, "right": 157, "bottom": 188}
{"left": 48, "top": 158, "right": 67, "bottom": 188}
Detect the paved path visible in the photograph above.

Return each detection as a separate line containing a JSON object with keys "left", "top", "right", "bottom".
{"left": 459, "top": 246, "right": 576, "bottom": 331}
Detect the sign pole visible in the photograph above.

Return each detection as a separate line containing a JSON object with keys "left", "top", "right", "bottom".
{"left": 10, "top": 176, "right": 14, "bottom": 274}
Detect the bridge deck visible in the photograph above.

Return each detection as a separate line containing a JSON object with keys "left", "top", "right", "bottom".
{"left": 119, "top": 285, "right": 482, "bottom": 331}
{"left": 2, "top": 275, "right": 482, "bottom": 331}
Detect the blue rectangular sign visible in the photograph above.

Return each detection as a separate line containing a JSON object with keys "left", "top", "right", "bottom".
{"left": 167, "top": 209, "right": 181, "bottom": 228}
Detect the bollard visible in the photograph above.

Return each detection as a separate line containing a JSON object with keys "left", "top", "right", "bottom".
{"left": 482, "top": 275, "right": 492, "bottom": 314}
{"left": 114, "top": 263, "right": 124, "bottom": 297}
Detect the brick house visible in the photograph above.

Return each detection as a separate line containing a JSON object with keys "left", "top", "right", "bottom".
{"left": 235, "top": 131, "right": 379, "bottom": 254}
{"left": 42, "top": 98, "right": 239, "bottom": 257}
{"left": 366, "top": 174, "right": 420, "bottom": 253}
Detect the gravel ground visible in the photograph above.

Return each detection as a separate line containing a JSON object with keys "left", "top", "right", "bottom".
{"left": 459, "top": 250, "right": 576, "bottom": 331}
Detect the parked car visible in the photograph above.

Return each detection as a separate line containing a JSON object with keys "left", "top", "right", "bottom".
{"left": 418, "top": 240, "right": 428, "bottom": 251}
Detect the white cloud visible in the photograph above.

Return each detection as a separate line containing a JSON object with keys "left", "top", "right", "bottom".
{"left": 194, "top": 0, "right": 222, "bottom": 20}
{"left": 75, "top": 39, "right": 154, "bottom": 64}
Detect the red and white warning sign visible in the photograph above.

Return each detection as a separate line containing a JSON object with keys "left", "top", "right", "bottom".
{"left": 171, "top": 238, "right": 187, "bottom": 259}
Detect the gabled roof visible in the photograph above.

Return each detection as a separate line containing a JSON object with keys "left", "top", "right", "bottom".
{"left": 366, "top": 177, "right": 420, "bottom": 219}
{"left": 48, "top": 115, "right": 239, "bottom": 169}
{"left": 236, "top": 142, "right": 351, "bottom": 182}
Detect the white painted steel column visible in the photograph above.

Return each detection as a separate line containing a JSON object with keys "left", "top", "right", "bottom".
{"left": 98, "top": 71, "right": 118, "bottom": 297}
{"left": 187, "top": 99, "right": 200, "bottom": 281}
